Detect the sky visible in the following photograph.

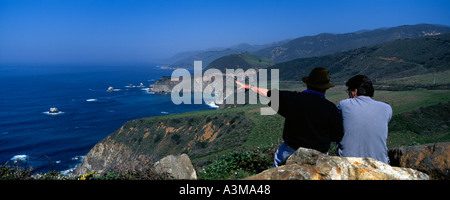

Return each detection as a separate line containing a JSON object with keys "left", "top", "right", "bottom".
{"left": 1, "top": 0, "right": 450, "bottom": 66}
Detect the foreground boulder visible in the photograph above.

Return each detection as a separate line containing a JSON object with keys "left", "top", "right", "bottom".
{"left": 153, "top": 154, "right": 197, "bottom": 180}
{"left": 389, "top": 142, "right": 450, "bottom": 180}
{"left": 246, "top": 147, "right": 429, "bottom": 180}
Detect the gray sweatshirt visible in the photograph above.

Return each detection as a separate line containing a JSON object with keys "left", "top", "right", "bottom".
{"left": 337, "top": 96, "right": 392, "bottom": 163}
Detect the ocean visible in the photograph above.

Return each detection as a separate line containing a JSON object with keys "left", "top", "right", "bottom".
{"left": 0, "top": 65, "right": 216, "bottom": 174}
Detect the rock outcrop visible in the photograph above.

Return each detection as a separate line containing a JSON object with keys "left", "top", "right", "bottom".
{"left": 152, "top": 76, "right": 178, "bottom": 93}
{"left": 74, "top": 139, "right": 136, "bottom": 175}
{"left": 154, "top": 154, "right": 197, "bottom": 180}
{"left": 388, "top": 142, "right": 450, "bottom": 180}
{"left": 246, "top": 147, "right": 429, "bottom": 180}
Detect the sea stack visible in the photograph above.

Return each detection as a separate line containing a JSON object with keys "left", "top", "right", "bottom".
{"left": 49, "top": 107, "right": 59, "bottom": 113}
{"left": 107, "top": 86, "right": 114, "bottom": 92}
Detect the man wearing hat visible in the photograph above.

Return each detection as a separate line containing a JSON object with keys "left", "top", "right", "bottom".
{"left": 236, "top": 67, "right": 343, "bottom": 167}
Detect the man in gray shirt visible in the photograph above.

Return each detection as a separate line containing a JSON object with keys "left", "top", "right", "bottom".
{"left": 337, "top": 75, "right": 392, "bottom": 163}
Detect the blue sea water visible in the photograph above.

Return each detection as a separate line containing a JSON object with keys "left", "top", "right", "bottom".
{"left": 0, "top": 65, "right": 216, "bottom": 174}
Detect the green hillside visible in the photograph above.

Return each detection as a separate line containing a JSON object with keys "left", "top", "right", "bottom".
{"left": 205, "top": 52, "right": 275, "bottom": 71}
{"left": 267, "top": 33, "right": 450, "bottom": 84}
{"left": 388, "top": 102, "right": 450, "bottom": 147}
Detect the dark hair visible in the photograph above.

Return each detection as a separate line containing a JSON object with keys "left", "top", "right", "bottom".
{"left": 345, "top": 75, "right": 374, "bottom": 97}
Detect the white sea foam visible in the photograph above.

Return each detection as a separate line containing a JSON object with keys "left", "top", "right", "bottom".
{"left": 42, "top": 111, "right": 65, "bottom": 115}
{"left": 161, "top": 111, "right": 169, "bottom": 114}
{"left": 60, "top": 166, "right": 78, "bottom": 176}
{"left": 143, "top": 88, "right": 155, "bottom": 94}
{"left": 60, "top": 156, "right": 85, "bottom": 176}
{"left": 107, "top": 89, "right": 121, "bottom": 92}
{"left": 86, "top": 99, "right": 98, "bottom": 102}
{"left": 205, "top": 101, "right": 219, "bottom": 109}
{"left": 10, "top": 154, "right": 28, "bottom": 161}
{"left": 71, "top": 155, "right": 84, "bottom": 160}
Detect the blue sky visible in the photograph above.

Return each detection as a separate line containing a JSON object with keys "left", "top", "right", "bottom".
{"left": 1, "top": 0, "right": 450, "bottom": 65}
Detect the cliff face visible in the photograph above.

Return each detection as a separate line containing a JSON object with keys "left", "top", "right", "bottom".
{"left": 153, "top": 75, "right": 216, "bottom": 94}
{"left": 74, "top": 112, "right": 253, "bottom": 176}
{"left": 152, "top": 76, "right": 178, "bottom": 93}
{"left": 74, "top": 136, "right": 136, "bottom": 175}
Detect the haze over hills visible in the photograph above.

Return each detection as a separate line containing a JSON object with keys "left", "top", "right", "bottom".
{"left": 161, "top": 39, "right": 291, "bottom": 69}
{"left": 162, "top": 24, "right": 450, "bottom": 69}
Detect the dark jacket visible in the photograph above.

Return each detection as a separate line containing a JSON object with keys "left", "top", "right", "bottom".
{"left": 269, "top": 89, "right": 343, "bottom": 153}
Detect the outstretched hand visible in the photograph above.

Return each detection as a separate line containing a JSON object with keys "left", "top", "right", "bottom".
{"left": 235, "top": 80, "right": 269, "bottom": 97}
{"left": 235, "top": 80, "right": 247, "bottom": 91}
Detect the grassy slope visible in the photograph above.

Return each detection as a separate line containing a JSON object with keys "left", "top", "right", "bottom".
{"left": 376, "top": 70, "right": 450, "bottom": 86}
{"left": 388, "top": 102, "right": 450, "bottom": 147}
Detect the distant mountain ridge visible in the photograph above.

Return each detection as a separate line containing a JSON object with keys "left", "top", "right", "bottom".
{"left": 268, "top": 33, "right": 450, "bottom": 83}
{"left": 162, "top": 39, "right": 291, "bottom": 68}
{"left": 162, "top": 24, "right": 450, "bottom": 68}
{"left": 254, "top": 24, "right": 450, "bottom": 63}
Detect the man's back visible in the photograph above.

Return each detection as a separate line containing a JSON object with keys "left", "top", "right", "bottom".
{"left": 277, "top": 90, "right": 343, "bottom": 153}
{"left": 337, "top": 96, "right": 392, "bottom": 163}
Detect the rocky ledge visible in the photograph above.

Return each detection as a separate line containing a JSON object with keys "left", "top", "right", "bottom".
{"left": 246, "top": 147, "right": 429, "bottom": 180}
{"left": 389, "top": 142, "right": 450, "bottom": 180}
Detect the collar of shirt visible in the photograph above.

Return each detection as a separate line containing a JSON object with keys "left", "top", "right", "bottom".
{"left": 302, "top": 89, "right": 325, "bottom": 98}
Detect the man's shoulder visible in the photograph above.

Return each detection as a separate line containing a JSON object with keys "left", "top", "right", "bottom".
{"left": 339, "top": 97, "right": 392, "bottom": 112}
{"left": 338, "top": 98, "right": 352, "bottom": 104}
{"left": 372, "top": 99, "right": 392, "bottom": 112}
{"left": 337, "top": 98, "right": 353, "bottom": 108}
{"left": 363, "top": 97, "right": 390, "bottom": 107}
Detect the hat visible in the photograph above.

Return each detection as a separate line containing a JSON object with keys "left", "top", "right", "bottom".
{"left": 301, "top": 67, "right": 335, "bottom": 89}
